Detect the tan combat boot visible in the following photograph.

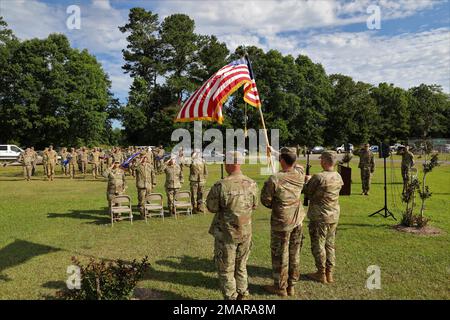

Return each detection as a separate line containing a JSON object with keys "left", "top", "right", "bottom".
{"left": 237, "top": 293, "right": 250, "bottom": 300}
{"left": 326, "top": 270, "right": 334, "bottom": 283}
{"left": 306, "top": 271, "right": 327, "bottom": 284}
{"left": 263, "top": 285, "right": 287, "bottom": 297}
{"left": 287, "top": 286, "right": 295, "bottom": 297}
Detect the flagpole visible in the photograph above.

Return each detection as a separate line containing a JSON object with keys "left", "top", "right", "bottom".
{"left": 258, "top": 105, "right": 276, "bottom": 173}
{"left": 244, "top": 53, "right": 275, "bottom": 174}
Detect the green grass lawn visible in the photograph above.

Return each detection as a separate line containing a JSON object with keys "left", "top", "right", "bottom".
{"left": 0, "top": 157, "right": 449, "bottom": 300}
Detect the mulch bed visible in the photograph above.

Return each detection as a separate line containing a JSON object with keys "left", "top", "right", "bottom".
{"left": 393, "top": 224, "right": 444, "bottom": 236}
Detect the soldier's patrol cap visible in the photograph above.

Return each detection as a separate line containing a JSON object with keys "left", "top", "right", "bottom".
{"left": 319, "top": 150, "right": 337, "bottom": 163}
{"left": 225, "top": 151, "right": 244, "bottom": 164}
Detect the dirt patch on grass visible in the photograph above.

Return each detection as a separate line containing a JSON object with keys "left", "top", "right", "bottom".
{"left": 393, "top": 224, "right": 444, "bottom": 236}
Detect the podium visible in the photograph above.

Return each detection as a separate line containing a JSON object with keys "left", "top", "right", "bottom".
{"left": 338, "top": 165, "right": 351, "bottom": 195}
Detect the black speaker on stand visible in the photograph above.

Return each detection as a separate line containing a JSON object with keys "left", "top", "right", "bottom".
{"left": 369, "top": 142, "right": 396, "bottom": 220}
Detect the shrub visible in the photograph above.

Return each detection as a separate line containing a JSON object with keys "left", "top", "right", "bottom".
{"left": 57, "top": 256, "right": 150, "bottom": 300}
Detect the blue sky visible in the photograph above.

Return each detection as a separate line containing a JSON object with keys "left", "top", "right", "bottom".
{"left": 1, "top": 0, "right": 449, "bottom": 124}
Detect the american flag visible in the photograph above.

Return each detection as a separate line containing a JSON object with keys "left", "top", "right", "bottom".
{"left": 174, "top": 57, "right": 261, "bottom": 124}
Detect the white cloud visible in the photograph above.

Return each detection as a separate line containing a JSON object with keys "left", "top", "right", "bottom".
{"left": 300, "top": 28, "right": 450, "bottom": 92}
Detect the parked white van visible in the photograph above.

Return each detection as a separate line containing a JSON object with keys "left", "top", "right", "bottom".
{"left": 0, "top": 144, "right": 24, "bottom": 161}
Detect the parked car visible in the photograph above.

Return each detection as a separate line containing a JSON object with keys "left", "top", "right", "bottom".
{"left": 311, "top": 146, "right": 325, "bottom": 154}
{"left": 370, "top": 145, "right": 379, "bottom": 153}
{"left": 336, "top": 144, "right": 354, "bottom": 153}
{"left": 390, "top": 143, "right": 404, "bottom": 152}
{"left": 0, "top": 144, "right": 24, "bottom": 162}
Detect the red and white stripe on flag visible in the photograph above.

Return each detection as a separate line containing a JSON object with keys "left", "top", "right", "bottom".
{"left": 175, "top": 60, "right": 260, "bottom": 124}
{"left": 243, "top": 79, "right": 262, "bottom": 108}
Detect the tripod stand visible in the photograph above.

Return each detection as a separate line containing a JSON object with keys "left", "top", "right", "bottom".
{"left": 369, "top": 155, "right": 396, "bottom": 220}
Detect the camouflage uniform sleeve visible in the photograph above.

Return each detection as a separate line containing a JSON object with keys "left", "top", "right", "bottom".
{"left": 304, "top": 174, "right": 321, "bottom": 198}
{"left": 206, "top": 182, "right": 221, "bottom": 213}
{"left": 260, "top": 176, "right": 276, "bottom": 209}
{"left": 204, "top": 162, "right": 208, "bottom": 177}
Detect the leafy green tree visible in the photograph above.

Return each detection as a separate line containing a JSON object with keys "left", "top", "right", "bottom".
{"left": 119, "top": 8, "right": 161, "bottom": 89}
{"left": 408, "top": 84, "right": 449, "bottom": 139}
{"left": 370, "top": 83, "right": 410, "bottom": 144}
{"left": 0, "top": 32, "right": 115, "bottom": 148}
{"left": 159, "top": 14, "right": 198, "bottom": 101}
{"left": 324, "top": 74, "right": 378, "bottom": 146}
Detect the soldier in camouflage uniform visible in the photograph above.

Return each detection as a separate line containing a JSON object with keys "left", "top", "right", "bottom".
{"left": 45, "top": 145, "right": 58, "bottom": 181}
{"left": 98, "top": 148, "right": 105, "bottom": 175}
{"left": 42, "top": 147, "right": 49, "bottom": 177}
{"left": 30, "top": 147, "right": 38, "bottom": 176}
{"left": 68, "top": 148, "right": 78, "bottom": 179}
{"left": 400, "top": 146, "right": 415, "bottom": 194}
{"left": 135, "top": 153, "right": 156, "bottom": 218}
{"left": 261, "top": 147, "right": 305, "bottom": 297}
{"left": 304, "top": 151, "right": 343, "bottom": 284}
{"left": 80, "top": 147, "right": 88, "bottom": 174}
{"left": 164, "top": 157, "right": 184, "bottom": 215}
{"left": 60, "top": 147, "right": 68, "bottom": 175}
{"left": 157, "top": 145, "right": 165, "bottom": 174}
{"left": 19, "top": 148, "right": 33, "bottom": 181}
{"left": 189, "top": 151, "right": 208, "bottom": 213}
{"left": 357, "top": 143, "right": 375, "bottom": 195}
{"left": 103, "top": 160, "right": 127, "bottom": 216}
{"left": 91, "top": 147, "right": 101, "bottom": 179}
{"left": 206, "top": 151, "right": 258, "bottom": 300}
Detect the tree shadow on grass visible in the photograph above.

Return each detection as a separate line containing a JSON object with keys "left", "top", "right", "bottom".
{"left": 47, "top": 209, "right": 112, "bottom": 225}
{"left": 0, "top": 239, "right": 61, "bottom": 282}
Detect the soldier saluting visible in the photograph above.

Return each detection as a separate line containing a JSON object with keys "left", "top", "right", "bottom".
{"left": 206, "top": 151, "right": 258, "bottom": 300}
{"left": 357, "top": 143, "right": 375, "bottom": 195}
{"left": 164, "top": 156, "right": 184, "bottom": 216}
{"left": 189, "top": 150, "right": 208, "bottom": 213}
{"left": 135, "top": 152, "right": 156, "bottom": 218}
{"left": 103, "top": 160, "right": 127, "bottom": 217}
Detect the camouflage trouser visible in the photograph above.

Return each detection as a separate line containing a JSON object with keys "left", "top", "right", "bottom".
{"left": 360, "top": 167, "right": 372, "bottom": 193}
{"left": 138, "top": 187, "right": 153, "bottom": 215}
{"left": 43, "top": 162, "right": 48, "bottom": 176}
{"left": 46, "top": 163, "right": 55, "bottom": 180}
{"left": 309, "top": 221, "right": 338, "bottom": 273}
{"left": 271, "top": 225, "right": 304, "bottom": 289}
{"left": 190, "top": 182, "right": 205, "bottom": 212}
{"left": 81, "top": 161, "right": 87, "bottom": 174}
{"left": 31, "top": 161, "right": 37, "bottom": 176}
{"left": 166, "top": 188, "right": 179, "bottom": 214}
{"left": 92, "top": 163, "right": 100, "bottom": 178}
{"left": 23, "top": 165, "right": 32, "bottom": 180}
{"left": 214, "top": 236, "right": 252, "bottom": 300}
{"left": 401, "top": 165, "right": 410, "bottom": 182}
{"left": 68, "top": 163, "right": 76, "bottom": 178}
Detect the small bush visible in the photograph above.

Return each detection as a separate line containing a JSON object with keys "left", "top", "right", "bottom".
{"left": 57, "top": 256, "right": 150, "bottom": 300}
